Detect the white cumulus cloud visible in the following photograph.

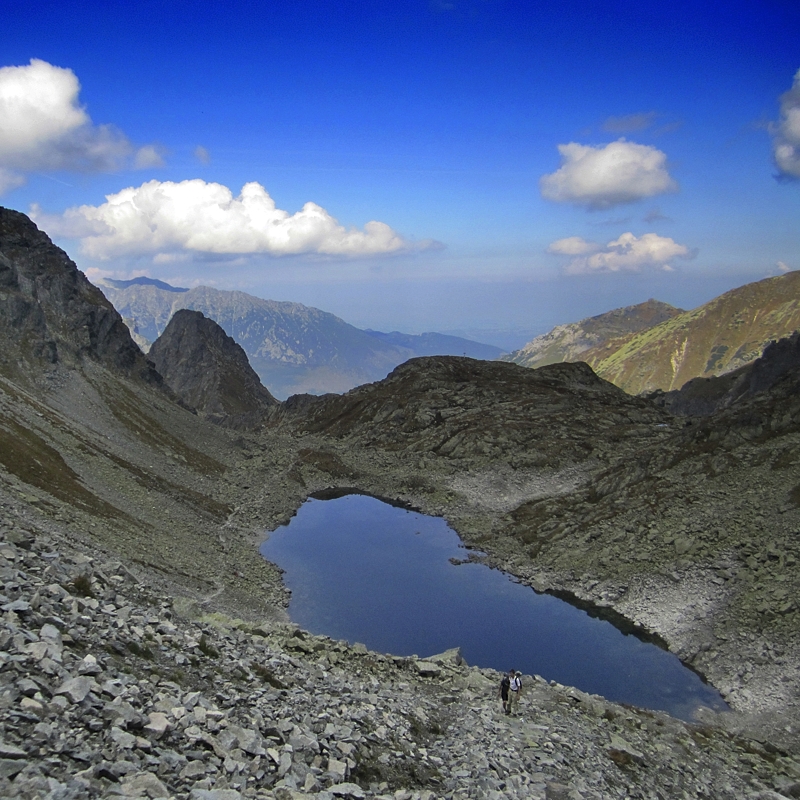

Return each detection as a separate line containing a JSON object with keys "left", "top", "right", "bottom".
{"left": 32, "top": 179, "right": 430, "bottom": 260}
{"left": 0, "top": 59, "right": 161, "bottom": 193}
{"left": 772, "top": 68, "right": 800, "bottom": 179}
{"left": 548, "top": 232, "right": 695, "bottom": 275}
{"left": 539, "top": 139, "right": 678, "bottom": 210}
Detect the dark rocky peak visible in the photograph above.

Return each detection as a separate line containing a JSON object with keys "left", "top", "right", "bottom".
{"left": 149, "top": 309, "right": 278, "bottom": 427}
{"left": 0, "top": 207, "right": 159, "bottom": 384}
{"left": 652, "top": 330, "right": 800, "bottom": 416}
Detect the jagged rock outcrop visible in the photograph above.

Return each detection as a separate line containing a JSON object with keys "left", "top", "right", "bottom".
{"left": 651, "top": 331, "right": 800, "bottom": 416}
{"left": 0, "top": 207, "right": 159, "bottom": 385}
{"left": 149, "top": 309, "right": 278, "bottom": 427}
{"left": 502, "top": 299, "right": 681, "bottom": 369}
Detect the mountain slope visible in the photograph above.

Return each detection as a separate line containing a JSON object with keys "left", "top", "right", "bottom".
{"left": 584, "top": 271, "right": 800, "bottom": 394}
{"left": 0, "top": 207, "right": 281, "bottom": 615}
{"left": 3, "top": 206, "right": 800, "bottom": 767}
{"left": 650, "top": 330, "right": 800, "bottom": 416}
{"left": 502, "top": 299, "right": 682, "bottom": 369}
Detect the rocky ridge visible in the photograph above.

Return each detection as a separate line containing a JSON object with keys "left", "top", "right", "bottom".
{"left": 0, "top": 208, "right": 159, "bottom": 387}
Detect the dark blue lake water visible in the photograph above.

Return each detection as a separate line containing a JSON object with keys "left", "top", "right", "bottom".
{"left": 260, "top": 493, "right": 727, "bottom": 721}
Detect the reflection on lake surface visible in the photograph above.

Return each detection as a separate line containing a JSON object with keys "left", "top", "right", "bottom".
{"left": 260, "top": 493, "right": 727, "bottom": 721}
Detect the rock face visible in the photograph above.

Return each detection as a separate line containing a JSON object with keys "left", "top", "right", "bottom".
{"left": 0, "top": 207, "right": 158, "bottom": 385}
{"left": 149, "top": 309, "right": 278, "bottom": 426}
{"left": 502, "top": 299, "right": 681, "bottom": 370}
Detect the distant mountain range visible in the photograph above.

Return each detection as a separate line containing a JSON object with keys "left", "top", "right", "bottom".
{"left": 501, "top": 299, "right": 682, "bottom": 370}
{"left": 97, "top": 277, "right": 504, "bottom": 399}
{"left": 505, "top": 272, "right": 800, "bottom": 395}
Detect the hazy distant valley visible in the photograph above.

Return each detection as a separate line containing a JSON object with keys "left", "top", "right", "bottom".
{"left": 99, "top": 278, "right": 504, "bottom": 399}
{"left": 3, "top": 207, "right": 800, "bottom": 799}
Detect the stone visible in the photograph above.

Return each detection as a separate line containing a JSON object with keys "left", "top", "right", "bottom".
{"left": 422, "top": 647, "right": 465, "bottom": 667}
{"left": 329, "top": 783, "right": 366, "bottom": 798}
{"left": 0, "top": 741, "right": 27, "bottom": 759}
{"left": 110, "top": 726, "right": 137, "bottom": 749}
{"left": 190, "top": 791, "right": 243, "bottom": 800}
{"left": 78, "top": 654, "right": 103, "bottom": 675}
{"left": 415, "top": 662, "right": 442, "bottom": 678}
{"left": 608, "top": 734, "right": 645, "bottom": 765}
{"left": 180, "top": 761, "right": 208, "bottom": 779}
{"left": 120, "top": 772, "right": 171, "bottom": 797}
{"left": 19, "top": 697, "right": 44, "bottom": 716}
{"left": 327, "top": 758, "right": 348, "bottom": 781}
{"left": 144, "top": 712, "right": 170, "bottom": 737}
{"left": 0, "top": 759, "right": 26, "bottom": 780}
{"left": 545, "top": 783, "right": 571, "bottom": 800}
{"left": 1, "top": 600, "right": 31, "bottom": 613}
{"left": 54, "top": 676, "right": 95, "bottom": 703}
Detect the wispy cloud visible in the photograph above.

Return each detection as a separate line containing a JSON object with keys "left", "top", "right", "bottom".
{"left": 601, "top": 112, "right": 658, "bottom": 133}
{"left": 772, "top": 67, "right": 800, "bottom": 179}
{"left": 0, "top": 59, "right": 162, "bottom": 194}
{"left": 539, "top": 139, "right": 678, "bottom": 210}
{"left": 547, "top": 232, "right": 695, "bottom": 275}
{"left": 643, "top": 207, "right": 671, "bottom": 223}
{"left": 194, "top": 145, "right": 210, "bottom": 164}
{"left": 32, "top": 178, "right": 440, "bottom": 260}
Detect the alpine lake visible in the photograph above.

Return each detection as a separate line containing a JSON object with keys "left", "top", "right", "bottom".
{"left": 260, "top": 491, "right": 728, "bottom": 722}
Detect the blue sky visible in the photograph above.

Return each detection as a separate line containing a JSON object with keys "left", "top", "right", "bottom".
{"left": 1, "top": 0, "right": 798, "bottom": 347}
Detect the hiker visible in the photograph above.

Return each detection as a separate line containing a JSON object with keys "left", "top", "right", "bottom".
{"left": 509, "top": 670, "right": 522, "bottom": 715}
{"left": 499, "top": 669, "right": 512, "bottom": 714}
